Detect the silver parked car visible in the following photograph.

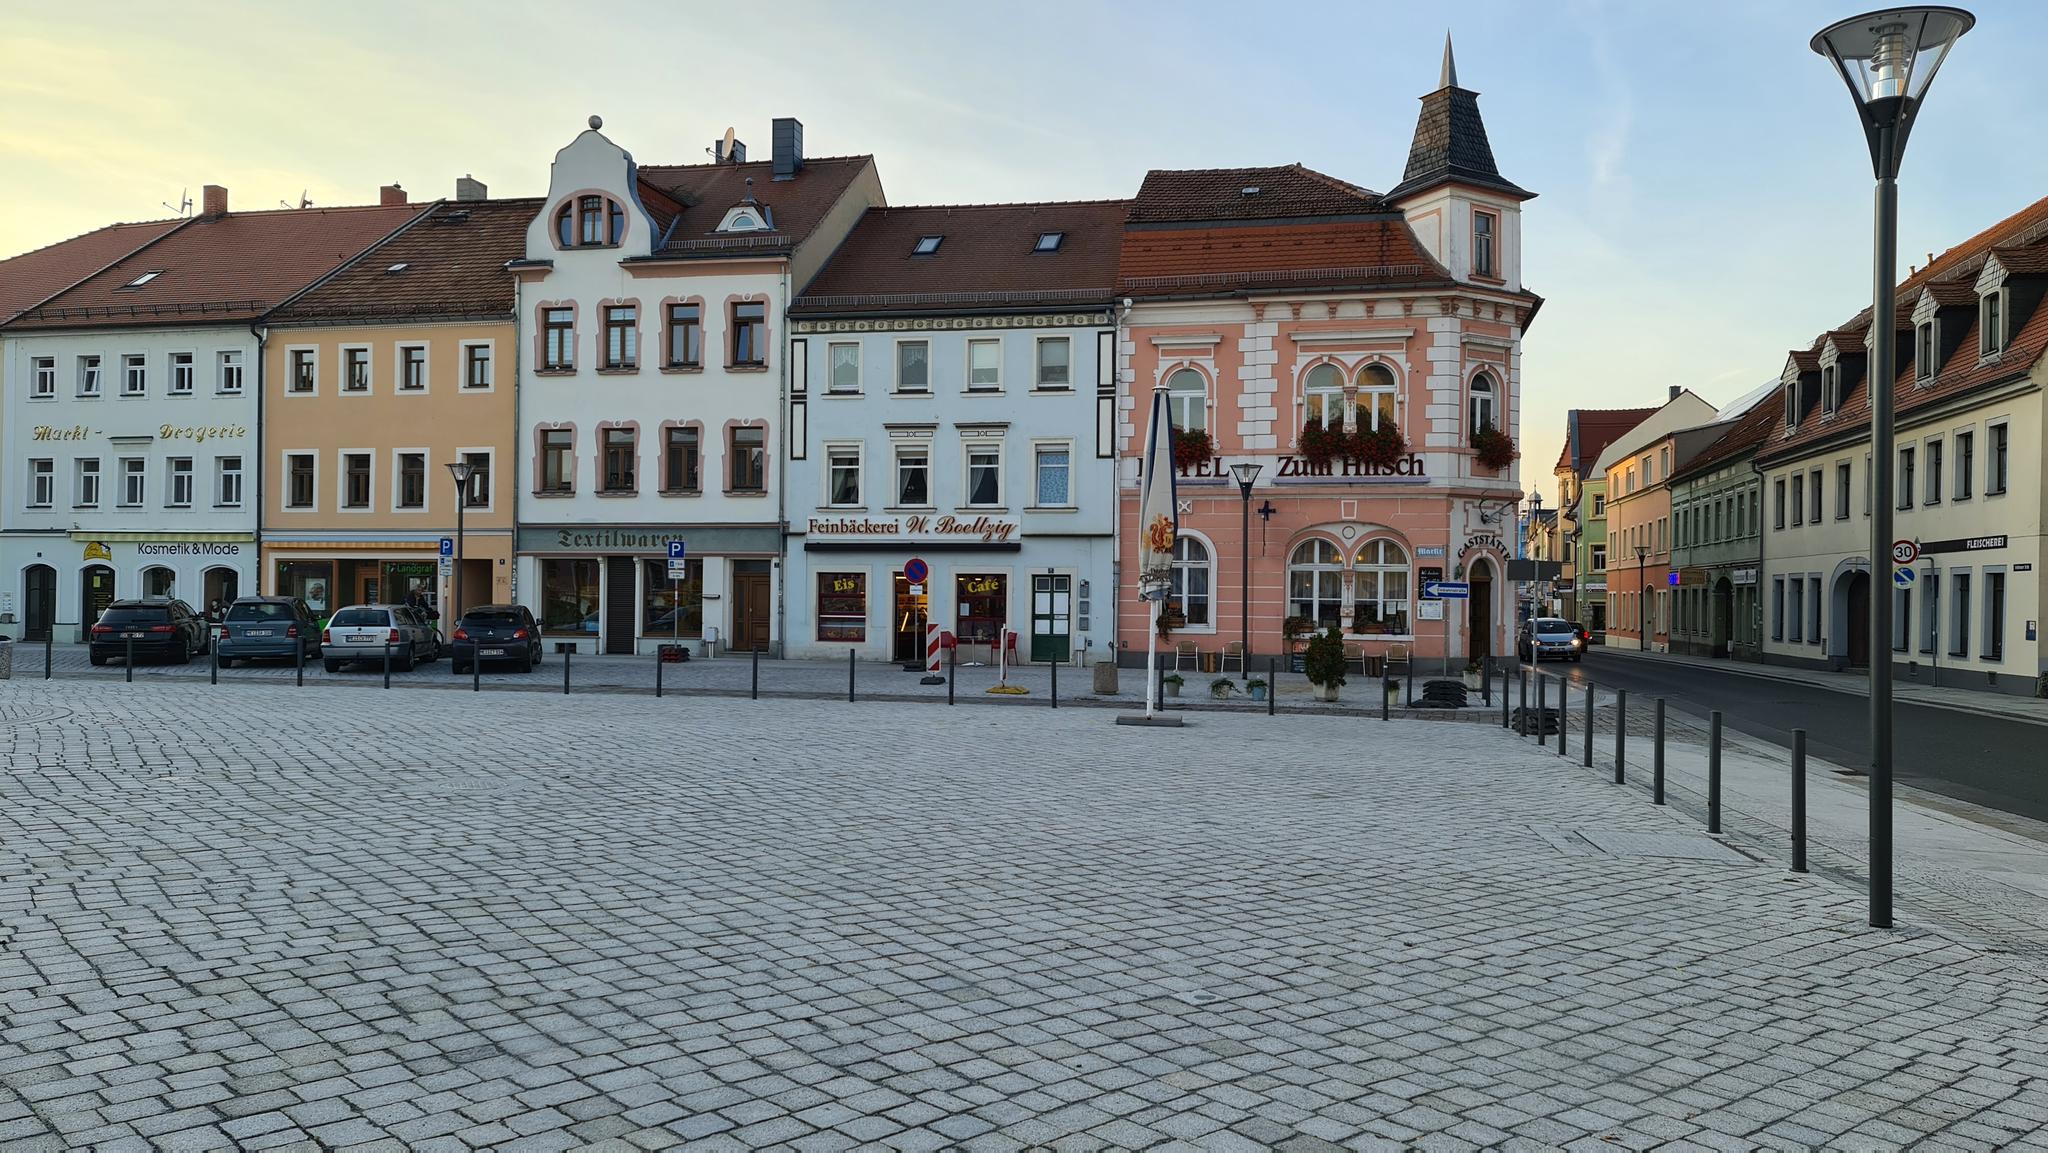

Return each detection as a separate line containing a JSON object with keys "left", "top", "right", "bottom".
{"left": 1517, "top": 616, "right": 1584, "bottom": 663}
{"left": 322, "top": 604, "right": 441, "bottom": 673}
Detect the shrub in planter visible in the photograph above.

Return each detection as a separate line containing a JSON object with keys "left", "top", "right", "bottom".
{"left": 1246, "top": 678, "right": 1269, "bottom": 700}
{"left": 1298, "top": 419, "right": 1341, "bottom": 469}
{"left": 1172, "top": 427, "right": 1216, "bottom": 472}
{"left": 1347, "top": 418, "right": 1407, "bottom": 470}
{"left": 1470, "top": 423, "right": 1517, "bottom": 471}
{"left": 1162, "top": 672, "right": 1184, "bottom": 697}
{"left": 1282, "top": 615, "right": 1312, "bottom": 645}
{"left": 1303, "top": 626, "right": 1347, "bottom": 702}
{"left": 1209, "top": 677, "right": 1236, "bottom": 700}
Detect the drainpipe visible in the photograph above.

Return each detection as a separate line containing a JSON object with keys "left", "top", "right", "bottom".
{"left": 249, "top": 320, "right": 268, "bottom": 592}
{"left": 773, "top": 264, "right": 791, "bottom": 658}
{"left": 510, "top": 277, "right": 524, "bottom": 611}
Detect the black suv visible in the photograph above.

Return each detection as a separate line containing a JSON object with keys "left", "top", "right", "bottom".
{"left": 450, "top": 604, "right": 543, "bottom": 674}
{"left": 89, "top": 598, "right": 210, "bottom": 666}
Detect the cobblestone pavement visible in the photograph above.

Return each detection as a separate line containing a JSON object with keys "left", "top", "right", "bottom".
{"left": 3, "top": 681, "right": 2046, "bottom": 1151}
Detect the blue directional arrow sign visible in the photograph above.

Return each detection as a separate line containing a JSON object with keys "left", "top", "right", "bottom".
{"left": 1424, "top": 580, "right": 1469, "bottom": 599}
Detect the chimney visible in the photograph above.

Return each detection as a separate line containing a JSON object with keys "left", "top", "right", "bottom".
{"left": 201, "top": 184, "right": 228, "bottom": 217}
{"left": 772, "top": 117, "right": 804, "bottom": 180}
{"left": 1669, "top": 384, "right": 1681, "bottom": 401}
{"left": 455, "top": 174, "right": 488, "bottom": 202}
{"left": 379, "top": 183, "right": 407, "bottom": 206}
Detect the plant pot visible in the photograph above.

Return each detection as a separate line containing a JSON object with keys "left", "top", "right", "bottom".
{"left": 1248, "top": 685, "right": 1268, "bottom": 701}
{"left": 1311, "top": 682, "right": 1339, "bottom": 703}
{"left": 1165, "top": 682, "right": 1181, "bottom": 698}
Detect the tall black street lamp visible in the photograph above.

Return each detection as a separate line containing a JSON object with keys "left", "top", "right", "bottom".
{"left": 1812, "top": 5, "right": 1973, "bottom": 929}
{"left": 1635, "top": 544, "right": 1649, "bottom": 652}
{"left": 1230, "top": 461, "right": 1264, "bottom": 673}
{"left": 445, "top": 459, "right": 476, "bottom": 635}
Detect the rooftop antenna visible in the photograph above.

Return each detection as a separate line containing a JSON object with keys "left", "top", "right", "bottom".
{"left": 162, "top": 189, "right": 192, "bottom": 217}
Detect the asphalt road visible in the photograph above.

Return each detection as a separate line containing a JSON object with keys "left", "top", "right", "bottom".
{"left": 1551, "top": 649, "right": 2048, "bottom": 825}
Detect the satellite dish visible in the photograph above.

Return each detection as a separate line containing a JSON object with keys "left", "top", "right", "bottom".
{"left": 722, "top": 127, "right": 736, "bottom": 158}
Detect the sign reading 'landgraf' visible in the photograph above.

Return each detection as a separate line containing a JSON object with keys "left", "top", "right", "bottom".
{"left": 809, "top": 515, "right": 1019, "bottom": 543}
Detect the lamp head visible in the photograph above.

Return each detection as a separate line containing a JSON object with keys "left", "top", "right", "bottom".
{"left": 1229, "top": 461, "right": 1263, "bottom": 490}
{"left": 1812, "top": 7, "right": 1973, "bottom": 179}
{"left": 446, "top": 460, "right": 476, "bottom": 486}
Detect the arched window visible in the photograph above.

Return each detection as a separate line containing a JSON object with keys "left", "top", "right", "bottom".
{"left": 556, "top": 196, "right": 625, "bottom": 248}
{"left": 142, "top": 566, "right": 176, "bottom": 599}
{"left": 1352, "top": 539, "right": 1410, "bottom": 635}
{"left": 1357, "top": 363, "right": 1398, "bottom": 431}
{"left": 1303, "top": 364, "right": 1344, "bottom": 428}
{"left": 1167, "top": 368, "right": 1206, "bottom": 433}
{"left": 1170, "top": 537, "right": 1211, "bottom": 627}
{"left": 1469, "top": 371, "right": 1497, "bottom": 434}
{"left": 1287, "top": 540, "right": 1345, "bottom": 630}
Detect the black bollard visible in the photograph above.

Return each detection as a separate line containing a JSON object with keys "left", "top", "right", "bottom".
{"left": 45, "top": 633, "right": 53, "bottom": 680}
{"left": 947, "top": 642, "right": 955, "bottom": 706}
{"left": 1615, "top": 689, "right": 1627, "bottom": 784}
{"left": 1518, "top": 671, "right": 1528, "bottom": 737}
{"left": 1501, "top": 665, "right": 1510, "bottom": 729}
{"left": 296, "top": 635, "right": 305, "bottom": 687}
{"left": 751, "top": 644, "right": 759, "bottom": 700}
{"left": 1381, "top": 668, "right": 1390, "bottom": 722}
{"left": 1050, "top": 658, "right": 1058, "bottom": 709}
{"left": 126, "top": 636, "right": 134, "bottom": 683}
{"left": 1652, "top": 697, "right": 1665, "bottom": 802}
{"left": 1482, "top": 658, "right": 1491, "bottom": 707}
{"left": 1556, "top": 676, "right": 1567, "bottom": 757}
{"left": 1582, "top": 680, "right": 1593, "bottom": 768}
{"left": 1708, "top": 710, "right": 1723, "bottom": 834}
{"left": 655, "top": 648, "right": 663, "bottom": 699}
{"left": 1405, "top": 660, "right": 1413, "bottom": 713}
{"left": 383, "top": 643, "right": 392, "bottom": 690}
{"left": 563, "top": 646, "right": 572, "bottom": 695}
{"left": 1791, "top": 728, "right": 1808, "bottom": 873}
{"left": 210, "top": 633, "right": 218, "bottom": 685}
{"left": 1267, "top": 657, "right": 1276, "bottom": 717}
{"left": 473, "top": 649, "right": 481, "bottom": 693}
{"left": 848, "top": 649, "right": 856, "bottom": 703}
{"left": 1536, "top": 673, "right": 1546, "bottom": 747}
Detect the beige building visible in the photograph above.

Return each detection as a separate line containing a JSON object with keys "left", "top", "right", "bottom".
{"left": 261, "top": 192, "right": 534, "bottom": 626}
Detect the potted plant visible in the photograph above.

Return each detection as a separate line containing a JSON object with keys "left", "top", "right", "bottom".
{"left": 1172, "top": 427, "right": 1216, "bottom": 473}
{"left": 1209, "top": 676, "right": 1236, "bottom": 700}
{"left": 1162, "top": 672, "right": 1184, "bottom": 698}
{"left": 1302, "top": 626, "right": 1347, "bottom": 703}
{"left": 1246, "top": 677, "right": 1269, "bottom": 701}
{"left": 1156, "top": 604, "right": 1185, "bottom": 639}
{"left": 1470, "top": 422, "right": 1517, "bottom": 471}
{"left": 1348, "top": 418, "right": 1407, "bottom": 471}
{"left": 1298, "top": 418, "right": 1341, "bottom": 470}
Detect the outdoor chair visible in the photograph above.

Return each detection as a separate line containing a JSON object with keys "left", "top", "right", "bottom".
{"left": 1174, "top": 640, "right": 1199, "bottom": 671}
{"left": 1220, "top": 641, "right": 1245, "bottom": 675}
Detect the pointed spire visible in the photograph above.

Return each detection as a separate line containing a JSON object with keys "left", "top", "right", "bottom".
{"left": 1440, "top": 32, "right": 1458, "bottom": 90}
{"left": 1387, "top": 40, "right": 1535, "bottom": 203}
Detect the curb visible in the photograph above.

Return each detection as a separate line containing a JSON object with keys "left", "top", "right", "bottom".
{"left": 1587, "top": 646, "right": 2048, "bottom": 728}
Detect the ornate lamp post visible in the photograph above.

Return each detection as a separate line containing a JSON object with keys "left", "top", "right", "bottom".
{"left": 1230, "top": 461, "right": 1264, "bottom": 673}
{"left": 1812, "top": 5, "right": 1973, "bottom": 929}
{"left": 445, "top": 459, "right": 476, "bottom": 635}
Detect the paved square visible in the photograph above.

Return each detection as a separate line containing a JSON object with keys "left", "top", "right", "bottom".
{"left": 2, "top": 680, "right": 2045, "bottom": 1150}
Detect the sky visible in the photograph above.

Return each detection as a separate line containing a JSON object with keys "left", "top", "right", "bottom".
{"left": 6, "top": 0, "right": 2048, "bottom": 503}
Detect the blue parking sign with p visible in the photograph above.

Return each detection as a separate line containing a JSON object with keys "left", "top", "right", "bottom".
{"left": 439, "top": 537, "right": 454, "bottom": 558}
{"left": 668, "top": 540, "right": 686, "bottom": 560}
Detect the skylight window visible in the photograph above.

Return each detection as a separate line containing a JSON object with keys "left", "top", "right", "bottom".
{"left": 913, "top": 235, "right": 943, "bottom": 256}
{"left": 1241, "top": 186, "right": 1261, "bottom": 196}
{"left": 386, "top": 263, "right": 410, "bottom": 274}
{"left": 1034, "top": 232, "right": 1064, "bottom": 253}
{"left": 120, "top": 270, "right": 162, "bottom": 289}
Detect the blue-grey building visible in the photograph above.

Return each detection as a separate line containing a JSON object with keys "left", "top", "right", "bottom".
{"left": 782, "top": 201, "right": 1124, "bottom": 664}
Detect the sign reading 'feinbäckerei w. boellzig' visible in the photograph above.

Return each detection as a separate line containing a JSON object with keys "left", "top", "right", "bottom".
{"left": 808, "top": 515, "right": 1019, "bottom": 544}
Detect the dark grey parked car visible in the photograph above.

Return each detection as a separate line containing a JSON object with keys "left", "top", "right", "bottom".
{"left": 450, "top": 604, "right": 543, "bottom": 674}
{"left": 216, "top": 596, "right": 321, "bottom": 666}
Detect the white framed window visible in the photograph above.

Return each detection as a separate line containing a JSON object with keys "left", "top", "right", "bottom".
{"left": 895, "top": 340, "right": 930, "bottom": 394}
{"left": 341, "top": 346, "right": 371, "bottom": 393}
{"left": 1303, "top": 364, "right": 1343, "bottom": 429}
{"left": 1032, "top": 444, "right": 1071, "bottom": 507}
{"left": 119, "top": 457, "right": 145, "bottom": 507}
{"left": 1821, "top": 364, "right": 1838, "bottom": 414}
{"left": 1955, "top": 429, "right": 1975, "bottom": 500}
{"left": 1916, "top": 321, "right": 1936, "bottom": 380}
{"left": 1166, "top": 367, "right": 1206, "bottom": 432}
{"left": 968, "top": 339, "right": 1002, "bottom": 392}
{"left": 459, "top": 449, "right": 493, "bottom": 510}
{"left": 1169, "top": 537, "right": 1211, "bottom": 628}
{"left": 341, "top": 451, "right": 373, "bottom": 511}
{"left": 168, "top": 458, "right": 194, "bottom": 507}
{"left": 1590, "top": 544, "right": 1607, "bottom": 571}
{"left": 1925, "top": 437, "right": 1943, "bottom": 505}
{"left": 217, "top": 350, "right": 243, "bottom": 394}
{"left": 216, "top": 456, "right": 243, "bottom": 509}
{"left": 284, "top": 452, "right": 316, "bottom": 510}
{"left": 827, "top": 342, "right": 861, "bottom": 393}
{"left": 1988, "top": 421, "right": 2008, "bottom": 494}
{"left": 30, "top": 357, "right": 55, "bottom": 398}
{"left": 894, "top": 446, "right": 931, "bottom": 508}
{"left": 1286, "top": 539, "right": 1344, "bottom": 631}
{"left": 964, "top": 444, "right": 1002, "bottom": 507}
{"left": 75, "top": 458, "right": 101, "bottom": 507}
{"left": 120, "top": 354, "right": 146, "bottom": 396}
{"left": 1468, "top": 371, "right": 1497, "bottom": 433}
{"left": 289, "top": 348, "right": 318, "bottom": 394}
{"left": 396, "top": 450, "right": 428, "bottom": 511}
{"left": 825, "top": 444, "right": 862, "bottom": 508}
{"left": 1034, "top": 337, "right": 1070, "bottom": 391}
{"left": 398, "top": 344, "right": 428, "bottom": 392}
{"left": 77, "top": 355, "right": 102, "bottom": 397}
{"left": 1950, "top": 570, "right": 1971, "bottom": 658}
{"left": 1357, "top": 363, "right": 1397, "bottom": 431}
{"left": 1981, "top": 290, "right": 2006, "bottom": 356}
{"left": 29, "top": 459, "right": 54, "bottom": 508}
{"left": 1352, "top": 538, "right": 1411, "bottom": 635}
{"left": 1472, "top": 210, "right": 1497, "bottom": 278}
{"left": 462, "top": 341, "right": 494, "bottom": 390}
{"left": 169, "top": 352, "right": 194, "bottom": 395}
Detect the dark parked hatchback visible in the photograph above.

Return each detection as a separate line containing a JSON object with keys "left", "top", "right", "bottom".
{"left": 89, "top": 598, "right": 209, "bottom": 666}
{"left": 450, "top": 604, "right": 542, "bottom": 673}
{"left": 217, "top": 597, "right": 321, "bottom": 666}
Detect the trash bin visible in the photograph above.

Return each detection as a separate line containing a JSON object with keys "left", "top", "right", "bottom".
{"left": 0, "top": 637, "right": 13, "bottom": 680}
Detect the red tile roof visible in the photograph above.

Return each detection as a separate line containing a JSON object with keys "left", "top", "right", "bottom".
{"left": 1127, "top": 164, "right": 1382, "bottom": 224}
{"left": 636, "top": 155, "right": 876, "bottom": 254}
{"left": 1668, "top": 389, "right": 1785, "bottom": 483}
{"left": 1118, "top": 220, "right": 1454, "bottom": 298}
{"left": 0, "top": 219, "right": 185, "bottom": 322}
{"left": 269, "top": 199, "right": 542, "bottom": 324}
{"left": 1565, "top": 406, "right": 1661, "bottom": 476}
{"left": 8, "top": 203, "right": 426, "bottom": 330}
{"left": 791, "top": 201, "right": 1125, "bottom": 316}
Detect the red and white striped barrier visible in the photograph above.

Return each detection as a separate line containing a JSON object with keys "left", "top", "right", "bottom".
{"left": 926, "top": 623, "right": 942, "bottom": 675}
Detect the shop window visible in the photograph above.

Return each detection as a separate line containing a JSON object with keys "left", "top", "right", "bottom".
{"left": 1303, "top": 364, "right": 1343, "bottom": 429}
{"left": 1353, "top": 539, "right": 1411, "bottom": 635}
{"left": 955, "top": 573, "right": 1006, "bottom": 647}
{"left": 1287, "top": 539, "right": 1344, "bottom": 631}
{"left": 1357, "top": 363, "right": 1397, "bottom": 431}
{"left": 816, "top": 572, "right": 868, "bottom": 642}
{"left": 1167, "top": 368, "right": 1206, "bottom": 432}
{"left": 277, "top": 561, "right": 335, "bottom": 618}
{"left": 540, "top": 559, "right": 600, "bottom": 634}
{"left": 730, "top": 427, "right": 766, "bottom": 492}
{"left": 663, "top": 427, "right": 700, "bottom": 493}
{"left": 642, "top": 557, "right": 703, "bottom": 637}
{"left": 1170, "top": 537, "right": 1211, "bottom": 626}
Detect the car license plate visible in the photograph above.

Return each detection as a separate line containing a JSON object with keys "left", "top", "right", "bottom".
{"left": 346, "top": 634, "right": 377, "bottom": 644}
{"left": 481, "top": 647, "right": 505, "bottom": 656}
{"left": 123, "top": 631, "right": 146, "bottom": 639}
{"left": 246, "top": 629, "right": 274, "bottom": 637}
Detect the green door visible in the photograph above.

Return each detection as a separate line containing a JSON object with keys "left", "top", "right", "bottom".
{"left": 1030, "top": 573, "right": 1071, "bottom": 662}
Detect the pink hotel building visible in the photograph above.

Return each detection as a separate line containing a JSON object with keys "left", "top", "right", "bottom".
{"left": 1117, "top": 46, "right": 1540, "bottom": 672}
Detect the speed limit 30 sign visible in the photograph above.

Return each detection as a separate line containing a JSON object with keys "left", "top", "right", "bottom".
{"left": 1891, "top": 539, "right": 1919, "bottom": 565}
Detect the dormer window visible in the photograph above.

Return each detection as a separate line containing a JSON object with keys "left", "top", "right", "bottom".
{"left": 1034, "top": 232, "right": 1064, "bottom": 253}
{"left": 1785, "top": 381, "right": 1799, "bottom": 430}
{"left": 1980, "top": 290, "right": 2005, "bottom": 357}
{"left": 1821, "top": 364, "right": 1839, "bottom": 415}
{"left": 1915, "top": 320, "right": 1935, "bottom": 381}
{"left": 715, "top": 202, "right": 775, "bottom": 233}
{"left": 913, "top": 235, "right": 943, "bottom": 256}
{"left": 555, "top": 195, "right": 625, "bottom": 248}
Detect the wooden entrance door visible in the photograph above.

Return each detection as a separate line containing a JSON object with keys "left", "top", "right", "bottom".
{"left": 732, "top": 565, "right": 771, "bottom": 652}
{"left": 23, "top": 565, "right": 55, "bottom": 642}
{"left": 604, "top": 556, "right": 637, "bottom": 654}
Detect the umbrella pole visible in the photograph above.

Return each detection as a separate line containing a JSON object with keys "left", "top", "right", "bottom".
{"left": 1144, "top": 597, "right": 1158, "bottom": 717}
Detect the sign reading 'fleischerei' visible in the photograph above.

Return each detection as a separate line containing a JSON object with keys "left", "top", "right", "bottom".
{"left": 809, "top": 515, "right": 1019, "bottom": 543}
